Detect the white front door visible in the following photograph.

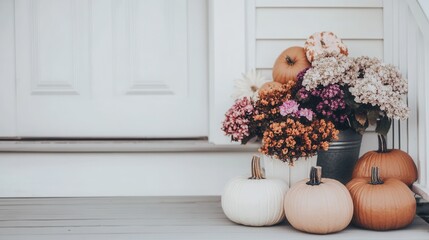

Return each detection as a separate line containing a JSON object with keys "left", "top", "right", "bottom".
{"left": 12, "top": 0, "right": 207, "bottom": 138}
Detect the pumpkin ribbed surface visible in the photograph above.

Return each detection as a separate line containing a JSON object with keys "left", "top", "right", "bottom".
{"left": 221, "top": 177, "right": 288, "bottom": 226}
{"left": 352, "top": 149, "right": 418, "bottom": 186}
{"left": 346, "top": 177, "right": 416, "bottom": 230}
{"left": 258, "top": 81, "right": 284, "bottom": 96}
{"left": 284, "top": 178, "right": 353, "bottom": 234}
{"left": 272, "top": 46, "right": 310, "bottom": 90}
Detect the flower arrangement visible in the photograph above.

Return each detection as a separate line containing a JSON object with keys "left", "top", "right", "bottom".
{"left": 223, "top": 83, "right": 338, "bottom": 164}
{"left": 297, "top": 52, "right": 408, "bottom": 134}
{"left": 221, "top": 31, "right": 409, "bottom": 164}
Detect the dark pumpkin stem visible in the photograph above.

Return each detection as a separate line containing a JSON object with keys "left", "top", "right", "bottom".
{"left": 377, "top": 134, "right": 388, "bottom": 153}
{"left": 369, "top": 166, "right": 384, "bottom": 185}
{"left": 249, "top": 155, "right": 265, "bottom": 180}
{"left": 285, "top": 56, "right": 295, "bottom": 66}
{"left": 306, "top": 166, "right": 322, "bottom": 185}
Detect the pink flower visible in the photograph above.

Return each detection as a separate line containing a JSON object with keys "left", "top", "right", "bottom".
{"left": 221, "top": 97, "right": 255, "bottom": 142}
{"left": 279, "top": 100, "right": 300, "bottom": 116}
{"left": 298, "top": 108, "right": 315, "bottom": 121}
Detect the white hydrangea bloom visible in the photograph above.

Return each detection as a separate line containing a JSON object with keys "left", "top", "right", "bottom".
{"left": 349, "top": 68, "right": 409, "bottom": 120}
{"left": 302, "top": 53, "right": 359, "bottom": 90}
{"left": 302, "top": 54, "right": 409, "bottom": 120}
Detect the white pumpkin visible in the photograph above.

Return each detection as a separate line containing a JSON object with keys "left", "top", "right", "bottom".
{"left": 284, "top": 166, "right": 353, "bottom": 234}
{"left": 304, "top": 31, "right": 348, "bottom": 62}
{"left": 221, "top": 156, "right": 289, "bottom": 226}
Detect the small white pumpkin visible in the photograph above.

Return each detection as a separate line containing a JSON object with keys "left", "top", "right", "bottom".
{"left": 221, "top": 156, "right": 289, "bottom": 226}
{"left": 304, "top": 31, "right": 348, "bottom": 62}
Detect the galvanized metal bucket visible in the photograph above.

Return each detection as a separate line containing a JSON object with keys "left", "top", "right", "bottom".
{"left": 316, "top": 129, "right": 363, "bottom": 184}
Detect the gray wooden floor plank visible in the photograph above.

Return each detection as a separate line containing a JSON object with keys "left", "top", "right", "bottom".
{"left": 0, "top": 196, "right": 427, "bottom": 240}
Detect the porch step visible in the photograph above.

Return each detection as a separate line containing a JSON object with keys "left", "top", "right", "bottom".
{"left": 0, "top": 196, "right": 427, "bottom": 239}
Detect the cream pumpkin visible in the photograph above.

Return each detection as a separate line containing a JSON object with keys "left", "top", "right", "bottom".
{"left": 284, "top": 166, "right": 353, "bottom": 234}
{"left": 221, "top": 156, "right": 288, "bottom": 226}
{"left": 304, "top": 31, "right": 348, "bottom": 62}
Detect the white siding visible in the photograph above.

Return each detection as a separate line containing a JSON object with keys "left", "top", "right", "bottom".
{"left": 402, "top": 0, "right": 429, "bottom": 200}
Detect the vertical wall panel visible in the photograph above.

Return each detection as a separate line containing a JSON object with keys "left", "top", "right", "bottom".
{"left": 396, "top": 0, "right": 429, "bottom": 199}
{"left": 112, "top": 0, "right": 187, "bottom": 95}
{"left": 0, "top": 0, "right": 16, "bottom": 137}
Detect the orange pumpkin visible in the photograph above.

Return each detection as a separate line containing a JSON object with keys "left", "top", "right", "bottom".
{"left": 272, "top": 47, "right": 310, "bottom": 91}
{"left": 347, "top": 167, "right": 416, "bottom": 231}
{"left": 352, "top": 134, "right": 417, "bottom": 186}
{"left": 258, "top": 81, "right": 284, "bottom": 95}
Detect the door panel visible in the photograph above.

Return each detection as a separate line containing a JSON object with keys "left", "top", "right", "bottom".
{"left": 15, "top": 0, "right": 207, "bottom": 137}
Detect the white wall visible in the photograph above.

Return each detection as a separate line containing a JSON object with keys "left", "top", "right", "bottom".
{"left": 0, "top": 152, "right": 256, "bottom": 197}
{"left": 418, "top": 0, "right": 429, "bottom": 19}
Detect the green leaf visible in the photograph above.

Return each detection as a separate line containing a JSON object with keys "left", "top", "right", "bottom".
{"left": 367, "top": 109, "right": 380, "bottom": 126}
{"left": 344, "top": 91, "right": 360, "bottom": 109}
{"left": 355, "top": 112, "right": 367, "bottom": 126}
{"left": 375, "top": 115, "right": 391, "bottom": 136}
{"left": 349, "top": 114, "right": 368, "bottom": 134}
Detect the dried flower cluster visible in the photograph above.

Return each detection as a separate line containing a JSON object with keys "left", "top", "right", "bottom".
{"left": 294, "top": 68, "right": 349, "bottom": 127}
{"left": 350, "top": 57, "right": 409, "bottom": 119}
{"left": 222, "top": 31, "right": 410, "bottom": 163}
{"left": 260, "top": 119, "right": 338, "bottom": 163}
{"left": 354, "top": 56, "right": 407, "bottom": 93}
{"left": 253, "top": 87, "right": 291, "bottom": 131}
{"left": 300, "top": 53, "right": 409, "bottom": 132}
{"left": 254, "top": 88, "right": 335, "bottom": 163}
{"left": 223, "top": 84, "right": 336, "bottom": 163}
{"left": 221, "top": 97, "right": 256, "bottom": 142}
{"left": 302, "top": 53, "right": 359, "bottom": 90}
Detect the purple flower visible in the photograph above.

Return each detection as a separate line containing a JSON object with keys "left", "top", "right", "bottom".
{"left": 295, "top": 83, "right": 349, "bottom": 125}
{"left": 297, "top": 88, "right": 310, "bottom": 101}
{"left": 296, "top": 67, "right": 310, "bottom": 81}
{"left": 298, "top": 108, "right": 315, "bottom": 121}
{"left": 279, "top": 100, "right": 300, "bottom": 116}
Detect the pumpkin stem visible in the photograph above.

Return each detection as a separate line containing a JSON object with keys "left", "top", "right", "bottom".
{"left": 249, "top": 155, "right": 265, "bottom": 180}
{"left": 285, "top": 56, "right": 296, "bottom": 66}
{"left": 306, "top": 166, "right": 322, "bottom": 185}
{"left": 377, "top": 134, "right": 388, "bottom": 153}
{"left": 369, "top": 166, "right": 384, "bottom": 185}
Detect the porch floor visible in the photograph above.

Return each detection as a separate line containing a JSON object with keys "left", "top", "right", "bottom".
{"left": 0, "top": 196, "right": 427, "bottom": 240}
